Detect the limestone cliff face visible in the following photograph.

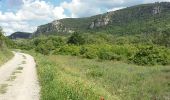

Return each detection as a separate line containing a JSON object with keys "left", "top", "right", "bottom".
{"left": 35, "top": 14, "right": 112, "bottom": 35}
{"left": 89, "top": 13, "right": 112, "bottom": 29}
{"left": 153, "top": 6, "right": 161, "bottom": 14}
{"left": 34, "top": 20, "right": 74, "bottom": 35}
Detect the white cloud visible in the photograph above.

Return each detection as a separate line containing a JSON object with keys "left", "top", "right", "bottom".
{"left": 61, "top": 0, "right": 103, "bottom": 17}
{"left": 53, "top": 6, "right": 67, "bottom": 19}
{"left": 0, "top": 0, "right": 67, "bottom": 35}
{"left": 107, "top": 7, "right": 124, "bottom": 12}
{"left": 0, "top": 21, "right": 36, "bottom": 36}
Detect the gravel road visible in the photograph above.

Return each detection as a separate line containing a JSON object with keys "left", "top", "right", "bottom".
{"left": 0, "top": 52, "right": 40, "bottom": 100}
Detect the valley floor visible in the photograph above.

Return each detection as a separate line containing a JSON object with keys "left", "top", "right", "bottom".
{"left": 34, "top": 53, "right": 170, "bottom": 100}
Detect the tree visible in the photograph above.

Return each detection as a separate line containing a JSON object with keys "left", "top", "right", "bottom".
{"left": 161, "top": 28, "right": 170, "bottom": 47}
{"left": 154, "top": 28, "right": 170, "bottom": 47}
{"left": 0, "top": 27, "right": 4, "bottom": 47}
{"left": 67, "top": 32, "right": 85, "bottom": 45}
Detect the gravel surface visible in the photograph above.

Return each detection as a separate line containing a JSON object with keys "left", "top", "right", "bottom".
{"left": 0, "top": 52, "right": 40, "bottom": 100}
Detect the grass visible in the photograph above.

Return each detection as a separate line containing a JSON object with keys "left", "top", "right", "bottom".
{"left": 7, "top": 75, "right": 17, "bottom": 81}
{"left": 7, "top": 66, "right": 23, "bottom": 81}
{"left": 0, "top": 84, "right": 8, "bottom": 94}
{"left": 17, "top": 66, "right": 23, "bottom": 70}
{"left": 0, "top": 49, "right": 13, "bottom": 66}
{"left": 22, "top": 61, "right": 26, "bottom": 64}
{"left": 22, "top": 55, "right": 26, "bottom": 59}
{"left": 32, "top": 52, "right": 170, "bottom": 100}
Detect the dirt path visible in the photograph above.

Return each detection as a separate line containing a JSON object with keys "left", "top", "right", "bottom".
{"left": 0, "top": 51, "right": 40, "bottom": 100}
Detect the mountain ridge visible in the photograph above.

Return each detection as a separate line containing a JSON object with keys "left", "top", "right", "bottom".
{"left": 10, "top": 2, "right": 170, "bottom": 37}
{"left": 8, "top": 32, "right": 32, "bottom": 39}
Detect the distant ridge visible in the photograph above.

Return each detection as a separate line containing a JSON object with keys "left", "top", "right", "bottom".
{"left": 8, "top": 32, "right": 32, "bottom": 39}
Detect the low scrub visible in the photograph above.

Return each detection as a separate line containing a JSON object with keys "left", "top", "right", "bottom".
{"left": 57, "top": 45, "right": 80, "bottom": 56}
{"left": 0, "top": 49, "right": 13, "bottom": 65}
{"left": 131, "top": 46, "right": 170, "bottom": 65}
{"left": 53, "top": 44, "right": 170, "bottom": 66}
{"left": 80, "top": 45, "right": 99, "bottom": 59}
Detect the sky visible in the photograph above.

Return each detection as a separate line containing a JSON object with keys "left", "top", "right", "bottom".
{"left": 0, "top": 0, "right": 170, "bottom": 35}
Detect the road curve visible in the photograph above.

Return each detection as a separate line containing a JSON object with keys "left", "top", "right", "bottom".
{"left": 0, "top": 51, "right": 40, "bottom": 100}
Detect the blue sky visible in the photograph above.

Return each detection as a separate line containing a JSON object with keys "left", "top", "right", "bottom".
{"left": 0, "top": 0, "right": 170, "bottom": 35}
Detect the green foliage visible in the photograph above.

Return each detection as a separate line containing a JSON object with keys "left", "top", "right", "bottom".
{"left": 14, "top": 34, "right": 170, "bottom": 66}
{"left": 57, "top": 45, "right": 80, "bottom": 56}
{"left": 32, "top": 53, "right": 170, "bottom": 100}
{"left": 52, "top": 43, "right": 170, "bottom": 66}
{"left": 97, "top": 45, "right": 113, "bottom": 60}
{"left": 35, "top": 40, "right": 55, "bottom": 55}
{"left": 67, "top": 32, "right": 85, "bottom": 45}
{"left": 154, "top": 28, "right": 170, "bottom": 47}
{"left": 48, "top": 36, "right": 65, "bottom": 48}
{"left": 30, "top": 52, "right": 114, "bottom": 100}
{"left": 0, "top": 27, "right": 4, "bottom": 48}
{"left": 80, "top": 45, "right": 99, "bottom": 59}
{"left": 15, "top": 36, "right": 65, "bottom": 55}
{"left": 0, "top": 49, "right": 13, "bottom": 65}
{"left": 132, "top": 46, "right": 170, "bottom": 65}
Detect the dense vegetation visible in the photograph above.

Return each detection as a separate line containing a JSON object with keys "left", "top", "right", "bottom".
{"left": 0, "top": 27, "right": 13, "bottom": 65}
{"left": 8, "top": 32, "right": 32, "bottom": 39}
{"left": 15, "top": 31, "right": 170, "bottom": 66}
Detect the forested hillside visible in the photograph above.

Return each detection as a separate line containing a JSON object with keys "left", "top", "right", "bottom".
{"left": 8, "top": 32, "right": 32, "bottom": 39}
{"left": 34, "top": 2, "right": 170, "bottom": 35}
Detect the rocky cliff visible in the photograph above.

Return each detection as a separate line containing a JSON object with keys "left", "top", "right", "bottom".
{"left": 34, "top": 20, "right": 74, "bottom": 36}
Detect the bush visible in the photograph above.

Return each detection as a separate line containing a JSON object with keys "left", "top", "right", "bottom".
{"left": 98, "top": 50, "right": 113, "bottom": 60}
{"left": 35, "top": 40, "right": 55, "bottom": 55}
{"left": 111, "top": 45, "right": 135, "bottom": 58}
{"left": 58, "top": 45, "right": 80, "bottom": 56}
{"left": 98, "top": 45, "right": 113, "bottom": 60}
{"left": 97, "top": 45, "right": 126, "bottom": 61}
{"left": 48, "top": 36, "right": 65, "bottom": 48}
{"left": 67, "top": 32, "right": 85, "bottom": 45}
{"left": 131, "top": 46, "right": 170, "bottom": 65}
{"left": 80, "top": 45, "right": 98, "bottom": 59}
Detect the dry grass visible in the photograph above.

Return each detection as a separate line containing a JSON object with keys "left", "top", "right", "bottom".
{"left": 0, "top": 84, "right": 8, "bottom": 94}
{"left": 33, "top": 53, "right": 170, "bottom": 100}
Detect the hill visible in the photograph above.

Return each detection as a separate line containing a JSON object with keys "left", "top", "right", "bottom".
{"left": 8, "top": 32, "right": 32, "bottom": 39}
{"left": 34, "top": 2, "right": 170, "bottom": 36}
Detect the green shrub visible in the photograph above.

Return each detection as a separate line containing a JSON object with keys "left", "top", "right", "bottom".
{"left": 80, "top": 45, "right": 98, "bottom": 59}
{"left": 98, "top": 50, "right": 113, "bottom": 60}
{"left": 48, "top": 36, "right": 65, "bottom": 48}
{"left": 111, "top": 45, "right": 135, "bottom": 57}
{"left": 58, "top": 45, "right": 80, "bottom": 56}
{"left": 67, "top": 32, "right": 85, "bottom": 45}
{"left": 35, "top": 40, "right": 54, "bottom": 55}
{"left": 131, "top": 46, "right": 170, "bottom": 65}
{"left": 111, "top": 54, "right": 122, "bottom": 61}
{"left": 98, "top": 45, "right": 113, "bottom": 60}
{"left": 98, "top": 49, "right": 123, "bottom": 61}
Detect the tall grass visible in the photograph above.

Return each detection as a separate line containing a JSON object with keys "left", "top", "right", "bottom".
{"left": 32, "top": 52, "right": 170, "bottom": 100}
{"left": 0, "top": 49, "right": 13, "bottom": 66}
